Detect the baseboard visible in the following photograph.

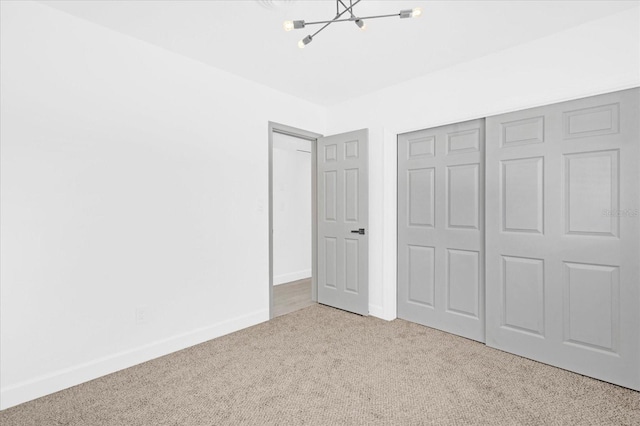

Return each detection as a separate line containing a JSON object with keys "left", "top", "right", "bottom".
{"left": 274, "top": 269, "right": 311, "bottom": 285}
{"left": 369, "top": 304, "right": 396, "bottom": 321}
{"left": 0, "top": 309, "right": 269, "bottom": 411}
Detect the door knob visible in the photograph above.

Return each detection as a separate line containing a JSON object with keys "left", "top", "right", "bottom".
{"left": 350, "top": 228, "right": 365, "bottom": 235}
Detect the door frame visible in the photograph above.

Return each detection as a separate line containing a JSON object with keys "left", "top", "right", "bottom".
{"left": 268, "top": 122, "right": 323, "bottom": 319}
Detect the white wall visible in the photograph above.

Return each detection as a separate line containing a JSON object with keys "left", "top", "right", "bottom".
{"left": 0, "top": 1, "right": 325, "bottom": 410}
{"left": 272, "top": 133, "right": 312, "bottom": 285}
{"left": 325, "top": 7, "right": 640, "bottom": 321}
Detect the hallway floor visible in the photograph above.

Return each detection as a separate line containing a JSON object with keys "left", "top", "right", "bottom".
{"left": 273, "top": 278, "right": 314, "bottom": 318}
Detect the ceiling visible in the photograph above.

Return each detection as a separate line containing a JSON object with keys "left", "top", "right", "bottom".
{"left": 39, "top": 0, "right": 637, "bottom": 106}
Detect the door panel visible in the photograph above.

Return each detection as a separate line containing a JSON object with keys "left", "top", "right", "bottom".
{"left": 447, "top": 248, "right": 479, "bottom": 318}
{"left": 398, "top": 119, "right": 485, "bottom": 342}
{"left": 486, "top": 88, "right": 640, "bottom": 390}
{"left": 408, "top": 244, "right": 435, "bottom": 307}
{"left": 317, "top": 129, "right": 368, "bottom": 315}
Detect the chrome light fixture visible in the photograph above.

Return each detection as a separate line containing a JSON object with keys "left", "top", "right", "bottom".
{"left": 284, "top": 0, "right": 422, "bottom": 48}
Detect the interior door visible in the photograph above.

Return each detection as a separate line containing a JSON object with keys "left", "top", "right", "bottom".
{"left": 317, "top": 129, "right": 369, "bottom": 315}
{"left": 397, "top": 119, "right": 485, "bottom": 342}
{"left": 485, "top": 88, "right": 640, "bottom": 390}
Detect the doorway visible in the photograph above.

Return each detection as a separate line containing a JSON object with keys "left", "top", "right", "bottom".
{"left": 268, "top": 122, "right": 321, "bottom": 319}
{"left": 269, "top": 123, "right": 371, "bottom": 319}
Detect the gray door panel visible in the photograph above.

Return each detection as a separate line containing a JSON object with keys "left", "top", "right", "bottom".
{"left": 318, "top": 129, "right": 369, "bottom": 316}
{"left": 485, "top": 88, "right": 640, "bottom": 390}
{"left": 398, "top": 119, "right": 485, "bottom": 342}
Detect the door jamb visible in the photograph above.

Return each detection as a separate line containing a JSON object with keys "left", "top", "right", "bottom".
{"left": 268, "top": 122, "right": 323, "bottom": 319}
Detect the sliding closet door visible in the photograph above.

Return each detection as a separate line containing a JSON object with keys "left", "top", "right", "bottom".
{"left": 398, "top": 119, "right": 485, "bottom": 342}
{"left": 486, "top": 88, "right": 640, "bottom": 390}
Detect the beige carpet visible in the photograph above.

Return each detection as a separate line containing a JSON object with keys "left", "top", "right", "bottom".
{"left": 1, "top": 304, "right": 639, "bottom": 425}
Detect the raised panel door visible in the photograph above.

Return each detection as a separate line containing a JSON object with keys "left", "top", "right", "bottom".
{"left": 398, "top": 119, "right": 485, "bottom": 342}
{"left": 485, "top": 88, "right": 639, "bottom": 390}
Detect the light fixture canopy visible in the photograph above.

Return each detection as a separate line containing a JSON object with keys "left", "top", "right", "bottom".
{"left": 284, "top": 0, "right": 422, "bottom": 47}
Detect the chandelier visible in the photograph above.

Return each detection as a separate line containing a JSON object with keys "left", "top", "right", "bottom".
{"left": 283, "top": 0, "right": 422, "bottom": 48}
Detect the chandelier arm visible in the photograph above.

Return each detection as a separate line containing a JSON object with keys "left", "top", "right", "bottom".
{"left": 305, "top": 18, "right": 356, "bottom": 25}
{"left": 337, "top": 0, "right": 353, "bottom": 18}
{"left": 336, "top": 0, "right": 361, "bottom": 19}
{"left": 305, "top": 13, "right": 401, "bottom": 26}
{"left": 310, "top": 21, "right": 333, "bottom": 39}
{"left": 308, "top": 0, "right": 362, "bottom": 38}
{"left": 355, "top": 12, "right": 401, "bottom": 20}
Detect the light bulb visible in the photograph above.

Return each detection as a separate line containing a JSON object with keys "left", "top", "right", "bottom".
{"left": 298, "top": 35, "right": 312, "bottom": 48}
{"left": 411, "top": 7, "right": 423, "bottom": 18}
{"left": 283, "top": 20, "right": 294, "bottom": 31}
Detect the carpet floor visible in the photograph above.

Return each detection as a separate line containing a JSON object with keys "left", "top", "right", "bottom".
{"left": 1, "top": 304, "right": 639, "bottom": 425}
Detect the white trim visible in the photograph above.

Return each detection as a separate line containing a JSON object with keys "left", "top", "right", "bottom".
{"left": 0, "top": 309, "right": 268, "bottom": 411}
{"left": 381, "top": 127, "right": 398, "bottom": 321}
{"left": 274, "top": 270, "right": 312, "bottom": 285}
{"left": 368, "top": 304, "right": 386, "bottom": 320}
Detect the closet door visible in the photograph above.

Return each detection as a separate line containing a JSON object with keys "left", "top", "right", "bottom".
{"left": 485, "top": 88, "right": 640, "bottom": 390}
{"left": 398, "top": 119, "right": 485, "bottom": 342}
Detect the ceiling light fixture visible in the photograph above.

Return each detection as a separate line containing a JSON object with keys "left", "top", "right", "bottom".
{"left": 284, "top": 0, "right": 422, "bottom": 48}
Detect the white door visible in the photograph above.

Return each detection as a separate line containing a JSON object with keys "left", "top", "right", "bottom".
{"left": 317, "top": 129, "right": 369, "bottom": 315}
{"left": 397, "top": 119, "right": 485, "bottom": 342}
{"left": 485, "top": 88, "right": 640, "bottom": 390}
